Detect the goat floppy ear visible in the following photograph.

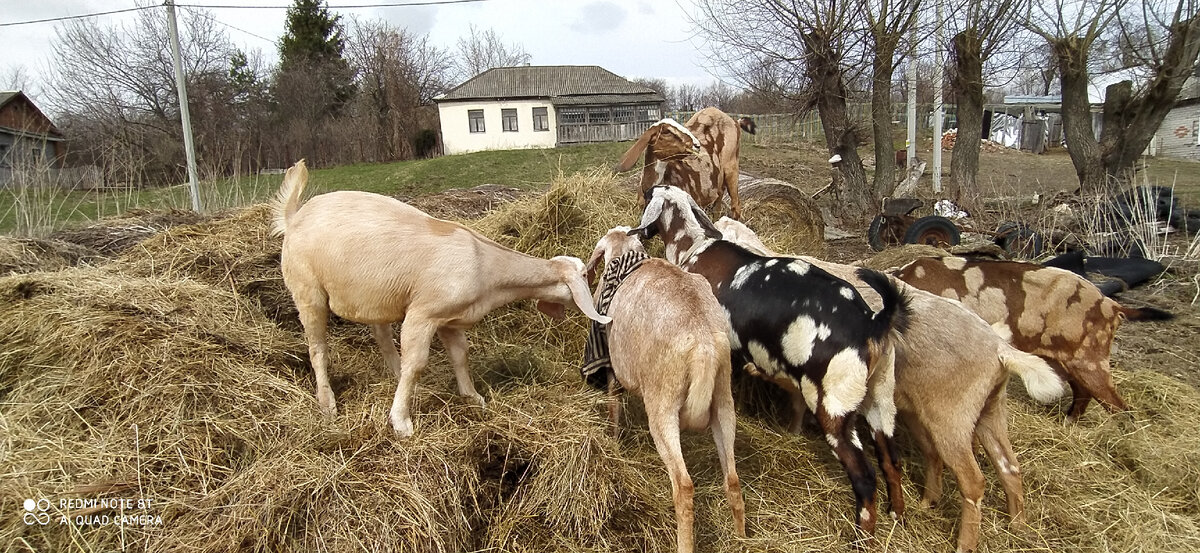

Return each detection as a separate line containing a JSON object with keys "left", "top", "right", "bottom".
{"left": 613, "top": 124, "right": 661, "bottom": 172}
{"left": 691, "top": 205, "right": 724, "bottom": 239}
{"left": 564, "top": 271, "right": 612, "bottom": 324}
{"left": 584, "top": 246, "right": 606, "bottom": 284}
{"left": 628, "top": 196, "right": 665, "bottom": 238}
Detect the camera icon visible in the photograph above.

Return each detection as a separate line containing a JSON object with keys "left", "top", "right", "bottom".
{"left": 23, "top": 498, "right": 51, "bottom": 525}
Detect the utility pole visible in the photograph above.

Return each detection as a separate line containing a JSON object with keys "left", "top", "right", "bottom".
{"left": 165, "top": 0, "right": 202, "bottom": 212}
{"left": 931, "top": 0, "right": 944, "bottom": 193}
{"left": 906, "top": 31, "right": 918, "bottom": 167}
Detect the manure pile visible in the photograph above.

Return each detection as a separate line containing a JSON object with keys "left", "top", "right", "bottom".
{"left": 3, "top": 170, "right": 1199, "bottom": 552}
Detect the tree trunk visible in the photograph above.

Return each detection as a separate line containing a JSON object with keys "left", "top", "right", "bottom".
{"left": 804, "top": 30, "right": 872, "bottom": 220}
{"left": 949, "top": 31, "right": 983, "bottom": 201}
{"left": 1053, "top": 37, "right": 1106, "bottom": 193}
{"left": 870, "top": 41, "right": 898, "bottom": 199}
{"left": 1098, "top": 15, "right": 1200, "bottom": 188}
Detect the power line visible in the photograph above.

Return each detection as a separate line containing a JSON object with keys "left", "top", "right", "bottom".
{"left": 177, "top": 0, "right": 489, "bottom": 8}
{"left": 0, "top": 6, "right": 154, "bottom": 28}
{"left": 0, "top": 0, "right": 489, "bottom": 28}
{"left": 182, "top": 6, "right": 275, "bottom": 44}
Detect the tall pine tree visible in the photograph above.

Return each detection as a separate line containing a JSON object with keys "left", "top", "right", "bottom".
{"left": 276, "top": 0, "right": 354, "bottom": 115}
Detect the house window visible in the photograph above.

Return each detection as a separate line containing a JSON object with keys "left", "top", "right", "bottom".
{"left": 502, "top": 108, "right": 518, "bottom": 132}
{"left": 533, "top": 107, "right": 549, "bottom": 131}
{"left": 468, "top": 109, "right": 485, "bottom": 133}
{"left": 0, "top": 144, "right": 9, "bottom": 167}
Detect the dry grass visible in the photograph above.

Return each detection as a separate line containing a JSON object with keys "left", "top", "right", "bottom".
{"left": 2, "top": 170, "right": 1199, "bottom": 552}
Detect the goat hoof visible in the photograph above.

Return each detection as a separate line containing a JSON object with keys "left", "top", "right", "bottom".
{"left": 316, "top": 390, "right": 337, "bottom": 417}
{"left": 919, "top": 498, "right": 937, "bottom": 509}
{"left": 467, "top": 393, "right": 486, "bottom": 408}
{"left": 389, "top": 414, "right": 414, "bottom": 438}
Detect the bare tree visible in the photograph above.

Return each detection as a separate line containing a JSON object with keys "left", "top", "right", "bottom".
{"left": 945, "top": 0, "right": 1029, "bottom": 200}
{"left": 347, "top": 18, "right": 454, "bottom": 161}
{"left": 699, "top": 81, "right": 740, "bottom": 110}
{"left": 1028, "top": 0, "right": 1200, "bottom": 192}
{"left": 453, "top": 24, "right": 531, "bottom": 83}
{"left": 673, "top": 83, "right": 704, "bottom": 111}
{"left": 693, "top": 0, "right": 876, "bottom": 219}
{"left": 45, "top": 5, "right": 235, "bottom": 185}
{"left": 860, "top": 0, "right": 924, "bottom": 198}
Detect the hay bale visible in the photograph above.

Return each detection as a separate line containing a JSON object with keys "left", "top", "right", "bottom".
{"left": 735, "top": 178, "right": 825, "bottom": 257}
{"left": 0, "top": 266, "right": 674, "bottom": 552}
{"left": 51, "top": 208, "right": 212, "bottom": 255}
{"left": 0, "top": 236, "right": 100, "bottom": 274}
{"left": 5, "top": 170, "right": 1200, "bottom": 553}
{"left": 858, "top": 244, "right": 950, "bottom": 271}
{"left": 114, "top": 205, "right": 296, "bottom": 326}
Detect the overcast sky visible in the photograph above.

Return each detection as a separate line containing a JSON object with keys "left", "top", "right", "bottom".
{"left": 1, "top": 0, "right": 723, "bottom": 103}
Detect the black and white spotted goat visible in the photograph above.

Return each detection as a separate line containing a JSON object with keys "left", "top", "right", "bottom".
{"left": 628, "top": 185, "right": 911, "bottom": 536}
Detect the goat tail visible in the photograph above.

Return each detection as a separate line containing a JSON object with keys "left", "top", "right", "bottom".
{"left": 856, "top": 268, "right": 912, "bottom": 341}
{"left": 998, "top": 345, "right": 1065, "bottom": 404}
{"left": 271, "top": 159, "right": 309, "bottom": 237}
{"left": 681, "top": 334, "right": 724, "bottom": 429}
{"left": 1119, "top": 304, "right": 1174, "bottom": 322}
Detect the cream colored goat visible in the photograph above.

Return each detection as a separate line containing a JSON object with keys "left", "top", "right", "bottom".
{"left": 272, "top": 160, "right": 611, "bottom": 437}
{"left": 715, "top": 217, "right": 1065, "bottom": 553}
{"left": 584, "top": 227, "right": 745, "bottom": 553}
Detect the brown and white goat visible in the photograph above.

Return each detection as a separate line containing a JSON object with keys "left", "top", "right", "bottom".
{"left": 585, "top": 227, "right": 745, "bottom": 553}
{"left": 716, "top": 217, "right": 1066, "bottom": 553}
{"left": 631, "top": 185, "right": 911, "bottom": 537}
{"left": 272, "top": 160, "right": 611, "bottom": 437}
{"left": 615, "top": 107, "right": 754, "bottom": 220}
{"left": 893, "top": 256, "right": 1172, "bottom": 421}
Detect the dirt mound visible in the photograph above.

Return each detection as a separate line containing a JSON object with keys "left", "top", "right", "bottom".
{"left": 0, "top": 236, "right": 100, "bottom": 274}
{"left": 50, "top": 208, "right": 212, "bottom": 255}
{"left": 403, "top": 184, "right": 529, "bottom": 220}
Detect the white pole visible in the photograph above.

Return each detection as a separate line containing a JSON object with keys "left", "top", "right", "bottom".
{"left": 906, "top": 33, "right": 918, "bottom": 167}
{"left": 166, "top": 0, "right": 202, "bottom": 212}
{"left": 931, "top": 0, "right": 944, "bottom": 193}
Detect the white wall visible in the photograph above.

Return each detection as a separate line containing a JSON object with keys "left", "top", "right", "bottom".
{"left": 1156, "top": 103, "right": 1200, "bottom": 161}
{"left": 438, "top": 100, "right": 557, "bottom": 155}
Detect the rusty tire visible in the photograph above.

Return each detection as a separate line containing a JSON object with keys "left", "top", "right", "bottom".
{"left": 903, "top": 215, "right": 960, "bottom": 248}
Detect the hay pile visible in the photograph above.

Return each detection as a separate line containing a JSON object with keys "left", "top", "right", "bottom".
{"left": 3, "top": 169, "right": 1200, "bottom": 552}
{"left": 860, "top": 243, "right": 950, "bottom": 271}
{"left": 734, "top": 178, "right": 825, "bottom": 257}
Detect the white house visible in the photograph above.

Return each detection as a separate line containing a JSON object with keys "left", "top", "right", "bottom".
{"left": 1154, "top": 76, "right": 1199, "bottom": 162}
{"left": 434, "top": 65, "right": 665, "bottom": 155}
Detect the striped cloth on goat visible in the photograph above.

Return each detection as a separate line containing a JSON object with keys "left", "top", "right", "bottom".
{"left": 581, "top": 250, "right": 650, "bottom": 390}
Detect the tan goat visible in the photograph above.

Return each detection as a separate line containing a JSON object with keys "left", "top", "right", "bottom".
{"left": 716, "top": 217, "right": 1066, "bottom": 553}
{"left": 892, "top": 256, "right": 1172, "bottom": 421}
{"left": 615, "top": 107, "right": 754, "bottom": 220}
{"left": 272, "top": 160, "right": 611, "bottom": 437}
{"left": 584, "top": 227, "right": 745, "bottom": 553}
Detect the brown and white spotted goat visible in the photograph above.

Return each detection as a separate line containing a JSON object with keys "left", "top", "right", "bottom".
{"left": 630, "top": 185, "right": 910, "bottom": 537}
{"left": 583, "top": 227, "right": 745, "bottom": 553}
{"left": 893, "top": 256, "right": 1173, "bottom": 421}
{"left": 615, "top": 107, "right": 755, "bottom": 220}
{"left": 716, "top": 217, "right": 1066, "bottom": 553}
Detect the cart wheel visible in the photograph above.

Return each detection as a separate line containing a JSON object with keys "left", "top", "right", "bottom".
{"left": 903, "top": 216, "right": 961, "bottom": 247}
{"left": 867, "top": 215, "right": 891, "bottom": 251}
{"left": 994, "top": 221, "right": 1043, "bottom": 259}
